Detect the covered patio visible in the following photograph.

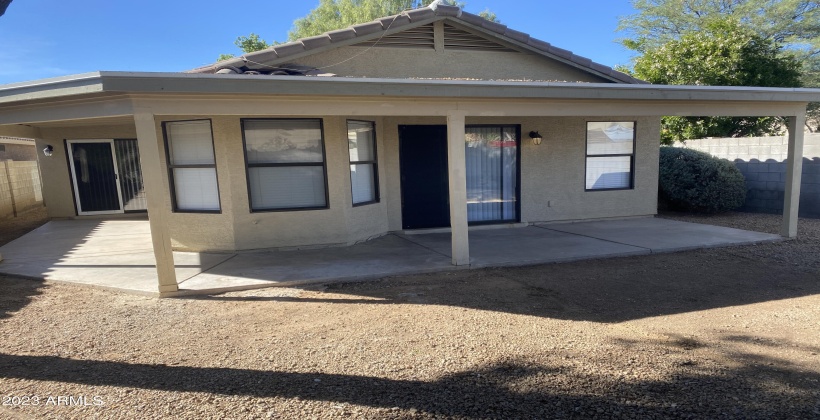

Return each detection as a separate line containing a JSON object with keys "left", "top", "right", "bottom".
{"left": 0, "top": 216, "right": 780, "bottom": 296}
{"left": 0, "top": 73, "right": 817, "bottom": 296}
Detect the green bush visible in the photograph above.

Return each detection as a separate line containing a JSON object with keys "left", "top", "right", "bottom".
{"left": 658, "top": 147, "right": 746, "bottom": 213}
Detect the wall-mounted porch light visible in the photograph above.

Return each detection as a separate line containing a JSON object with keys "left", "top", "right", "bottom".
{"left": 529, "top": 131, "right": 543, "bottom": 146}
{"left": 42, "top": 145, "right": 54, "bottom": 157}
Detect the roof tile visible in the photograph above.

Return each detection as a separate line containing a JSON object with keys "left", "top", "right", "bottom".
{"left": 590, "top": 62, "right": 613, "bottom": 75}
{"left": 503, "top": 28, "right": 530, "bottom": 44}
{"left": 526, "top": 38, "right": 552, "bottom": 52}
{"left": 569, "top": 54, "right": 592, "bottom": 67}
{"left": 326, "top": 28, "right": 357, "bottom": 42}
{"left": 247, "top": 49, "right": 280, "bottom": 63}
{"left": 458, "top": 11, "right": 488, "bottom": 26}
{"left": 433, "top": 4, "right": 461, "bottom": 17}
{"left": 547, "top": 45, "right": 573, "bottom": 60}
{"left": 405, "top": 8, "right": 436, "bottom": 21}
{"left": 351, "top": 21, "right": 383, "bottom": 36}
{"left": 378, "top": 14, "right": 412, "bottom": 30}
{"left": 481, "top": 20, "right": 507, "bottom": 35}
{"left": 301, "top": 35, "right": 332, "bottom": 50}
{"left": 272, "top": 42, "right": 306, "bottom": 59}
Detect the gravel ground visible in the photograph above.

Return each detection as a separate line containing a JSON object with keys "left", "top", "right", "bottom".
{"left": 1, "top": 212, "right": 819, "bottom": 419}
{"left": 0, "top": 206, "right": 47, "bottom": 247}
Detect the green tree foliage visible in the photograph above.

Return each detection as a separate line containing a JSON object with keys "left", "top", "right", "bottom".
{"left": 218, "top": 33, "right": 273, "bottom": 61}
{"left": 630, "top": 19, "right": 803, "bottom": 143}
{"left": 620, "top": 0, "right": 820, "bottom": 132}
{"left": 219, "top": 0, "right": 496, "bottom": 61}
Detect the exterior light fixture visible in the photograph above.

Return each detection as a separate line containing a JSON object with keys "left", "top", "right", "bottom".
{"left": 529, "top": 131, "right": 543, "bottom": 145}
{"left": 43, "top": 145, "right": 54, "bottom": 157}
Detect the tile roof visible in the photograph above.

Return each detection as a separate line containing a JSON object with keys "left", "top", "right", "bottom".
{"left": 189, "top": 3, "right": 644, "bottom": 84}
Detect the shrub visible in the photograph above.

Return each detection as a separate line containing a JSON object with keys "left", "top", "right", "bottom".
{"left": 658, "top": 146, "right": 746, "bottom": 213}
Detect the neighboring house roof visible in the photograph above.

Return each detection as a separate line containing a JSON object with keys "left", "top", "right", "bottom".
{"left": 190, "top": 3, "right": 644, "bottom": 84}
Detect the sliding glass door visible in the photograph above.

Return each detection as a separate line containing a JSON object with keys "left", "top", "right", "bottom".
{"left": 465, "top": 126, "right": 519, "bottom": 224}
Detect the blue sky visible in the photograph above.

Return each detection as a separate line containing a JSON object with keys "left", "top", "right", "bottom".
{"left": 0, "top": 0, "right": 638, "bottom": 85}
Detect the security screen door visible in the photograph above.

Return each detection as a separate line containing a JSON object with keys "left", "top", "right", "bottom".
{"left": 67, "top": 140, "right": 124, "bottom": 215}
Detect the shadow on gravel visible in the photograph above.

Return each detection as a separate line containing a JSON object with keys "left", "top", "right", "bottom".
{"left": 225, "top": 248, "right": 820, "bottom": 324}
{"left": 1, "top": 348, "right": 818, "bottom": 418}
{"left": 0, "top": 276, "right": 46, "bottom": 319}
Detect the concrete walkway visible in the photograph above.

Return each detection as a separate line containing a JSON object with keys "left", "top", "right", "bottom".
{"left": 0, "top": 217, "right": 781, "bottom": 296}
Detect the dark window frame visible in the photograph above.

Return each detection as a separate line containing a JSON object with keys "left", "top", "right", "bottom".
{"left": 584, "top": 120, "right": 637, "bottom": 192}
{"left": 347, "top": 119, "right": 380, "bottom": 207}
{"left": 465, "top": 124, "right": 521, "bottom": 226}
{"left": 162, "top": 119, "right": 222, "bottom": 214}
{"left": 240, "top": 118, "right": 330, "bottom": 213}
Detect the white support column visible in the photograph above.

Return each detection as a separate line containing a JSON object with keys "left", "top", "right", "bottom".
{"left": 134, "top": 113, "right": 178, "bottom": 293}
{"left": 781, "top": 113, "right": 806, "bottom": 238}
{"left": 447, "top": 110, "right": 470, "bottom": 266}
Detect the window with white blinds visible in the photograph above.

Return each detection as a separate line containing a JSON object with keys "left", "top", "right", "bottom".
{"left": 585, "top": 122, "right": 635, "bottom": 191}
{"left": 347, "top": 120, "right": 379, "bottom": 206}
{"left": 242, "top": 119, "right": 328, "bottom": 211}
{"left": 163, "top": 120, "right": 221, "bottom": 212}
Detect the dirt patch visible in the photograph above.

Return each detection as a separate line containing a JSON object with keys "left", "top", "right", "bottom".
{"left": 1, "top": 213, "right": 819, "bottom": 419}
{"left": 0, "top": 206, "right": 48, "bottom": 247}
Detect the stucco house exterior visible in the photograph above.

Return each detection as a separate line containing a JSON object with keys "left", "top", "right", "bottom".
{"left": 0, "top": 4, "right": 818, "bottom": 294}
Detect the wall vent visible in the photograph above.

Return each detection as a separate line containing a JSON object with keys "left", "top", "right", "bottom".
{"left": 444, "top": 24, "right": 517, "bottom": 52}
{"left": 353, "top": 23, "right": 435, "bottom": 49}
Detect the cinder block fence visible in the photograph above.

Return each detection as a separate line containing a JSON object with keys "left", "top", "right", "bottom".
{"left": 680, "top": 134, "right": 820, "bottom": 218}
{"left": 0, "top": 138, "right": 43, "bottom": 219}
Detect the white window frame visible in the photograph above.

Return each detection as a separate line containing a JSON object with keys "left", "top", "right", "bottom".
{"left": 347, "top": 120, "right": 380, "bottom": 206}
{"left": 162, "top": 119, "right": 222, "bottom": 213}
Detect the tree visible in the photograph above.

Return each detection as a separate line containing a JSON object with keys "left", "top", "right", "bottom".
{"left": 619, "top": 0, "right": 820, "bottom": 131}
{"left": 219, "top": 0, "right": 497, "bottom": 61}
{"left": 218, "top": 33, "right": 273, "bottom": 61}
{"left": 630, "top": 19, "right": 802, "bottom": 143}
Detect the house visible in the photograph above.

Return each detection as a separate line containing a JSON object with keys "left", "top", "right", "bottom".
{"left": 0, "top": 3, "right": 817, "bottom": 294}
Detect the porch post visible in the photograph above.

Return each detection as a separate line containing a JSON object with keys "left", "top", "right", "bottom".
{"left": 781, "top": 113, "right": 806, "bottom": 238}
{"left": 134, "top": 113, "right": 178, "bottom": 293}
{"left": 447, "top": 110, "right": 470, "bottom": 266}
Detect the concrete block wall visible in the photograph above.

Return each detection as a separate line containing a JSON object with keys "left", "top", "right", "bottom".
{"left": 0, "top": 160, "right": 44, "bottom": 219}
{"left": 680, "top": 134, "right": 820, "bottom": 218}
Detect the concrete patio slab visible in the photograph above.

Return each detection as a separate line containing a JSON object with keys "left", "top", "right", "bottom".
{"left": 397, "top": 226, "right": 649, "bottom": 267}
{"left": 0, "top": 216, "right": 784, "bottom": 296}
{"left": 0, "top": 219, "right": 232, "bottom": 294}
{"left": 541, "top": 218, "right": 781, "bottom": 253}
{"left": 178, "top": 234, "right": 455, "bottom": 293}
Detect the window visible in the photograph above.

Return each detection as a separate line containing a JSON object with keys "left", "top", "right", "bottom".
{"left": 347, "top": 120, "right": 379, "bottom": 206}
{"left": 242, "top": 119, "right": 328, "bottom": 211}
{"left": 465, "top": 125, "right": 519, "bottom": 223}
{"left": 163, "top": 120, "right": 221, "bottom": 212}
{"left": 585, "top": 121, "right": 635, "bottom": 191}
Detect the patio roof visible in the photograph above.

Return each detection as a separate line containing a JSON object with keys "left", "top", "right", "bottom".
{"left": 2, "top": 72, "right": 820, "bottom": 107}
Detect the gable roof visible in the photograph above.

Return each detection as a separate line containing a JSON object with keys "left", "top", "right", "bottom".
{"left": 190, "top": 3, "right": 644, "bottom": 84}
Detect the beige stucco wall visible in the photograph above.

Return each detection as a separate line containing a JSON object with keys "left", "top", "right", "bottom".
{"left": 518, "top": 116, "right": 660, "bottom": 222}
{"left": 37, "top": 124, "right": 137, "bottom": 218}
{"left": 149, "top": 115, "right": 390, "bottom": 252}
{"left": 381, "top": 116, "right": 660, "bottom": 229}
{"left": 292, "top": 46, "right": 610, "bottom": 83}
{"left": 32, "top": 114, "right": 659, "bottom": 252}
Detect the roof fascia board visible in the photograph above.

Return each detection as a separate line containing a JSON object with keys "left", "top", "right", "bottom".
{"left": 130, "top": 95, "right": 806, "bottom": 118}
{"left": 0, "top": 72, "right": 105, "bottom": 104}
{"left": 93, "top": 73, "right": 820, "bottom": 103}
{"left": 0, "top": 95, "right": 133, "bottom": 125}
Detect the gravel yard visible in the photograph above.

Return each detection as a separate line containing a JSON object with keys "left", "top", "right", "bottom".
{"left": 1, "top": 212, "right": 819, "bottom": 419}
